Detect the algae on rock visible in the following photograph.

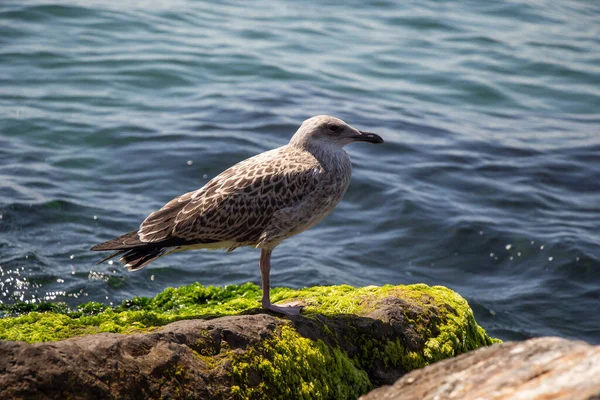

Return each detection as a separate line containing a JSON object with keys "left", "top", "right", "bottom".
{"left": 231, "top": 325, "right": 372, "bottom": 399}
{"left": 0, "top": 282, "right": 499, "bottom": 399}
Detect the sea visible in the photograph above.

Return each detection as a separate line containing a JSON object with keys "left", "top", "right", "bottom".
{"left": 1, "top": 0, "right": 599, "bottom": 344}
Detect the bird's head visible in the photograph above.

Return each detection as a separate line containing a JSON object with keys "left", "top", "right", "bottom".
{"left": 289, "top": 115, "right": 384, "bottom": 150}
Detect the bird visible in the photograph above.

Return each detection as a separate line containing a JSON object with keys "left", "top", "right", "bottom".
{"left": 91, "top": 115, "right": 384, "bottom": 315}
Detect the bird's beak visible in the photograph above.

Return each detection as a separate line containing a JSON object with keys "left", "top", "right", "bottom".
{"left": 352, "top": 130, "right": 384, "bottom": 144}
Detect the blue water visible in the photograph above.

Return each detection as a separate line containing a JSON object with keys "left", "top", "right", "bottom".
{"left": 1, "top": 0, "right": 599, "bottom": 344}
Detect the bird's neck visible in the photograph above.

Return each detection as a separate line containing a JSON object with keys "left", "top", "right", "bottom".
{"left": 291, "top": 140, "right": 350, "bottom": 173}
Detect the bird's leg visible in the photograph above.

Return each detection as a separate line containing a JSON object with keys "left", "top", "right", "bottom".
{"left": 260, "top": 248, "right": 303, "bottom": 316}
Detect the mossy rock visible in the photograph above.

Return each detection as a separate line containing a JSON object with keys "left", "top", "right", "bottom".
{"left": 0, "top": 283, "right": 499, "bottom": 399}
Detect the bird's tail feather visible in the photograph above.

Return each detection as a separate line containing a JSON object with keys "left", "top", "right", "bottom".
{"left": 90, "top": 231, "right": 143, "bottom": 251}
{"left": 119, "top": 246, "right": 173, "bottom": 271}
{"left": 96, "top": 250, "right": 125, "bottom": 265}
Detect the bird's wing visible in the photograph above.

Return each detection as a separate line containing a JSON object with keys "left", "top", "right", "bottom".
{"left": 137, "top": 147, "right": 322, "bottom": 245}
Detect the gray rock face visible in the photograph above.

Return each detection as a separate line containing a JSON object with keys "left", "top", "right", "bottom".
{"left": 0, "top": 314, "right": 279, "bottom": 400}
{"left": 360, "top": 337, "right": 600, "bottom": 400}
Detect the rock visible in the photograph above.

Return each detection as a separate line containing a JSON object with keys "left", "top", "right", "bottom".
{"left": 0, "top": 283, "right": 497, "bottom": 399}
{"left": 360, "top": 337, "right": 600, "bottom": 400}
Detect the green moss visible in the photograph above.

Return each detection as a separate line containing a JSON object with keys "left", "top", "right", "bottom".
{"left": 231, "top": 325, "right": 371, "bottom": 400}
{"left": 0, "top": 282, "right": 499, "bottom": 371}
{"left": 327, "top": 283, "right": 500, "bottom": 373}
{"left": 274, "top": 283, "right": 499, "bottom": 371}
{"left": 0, "top": 283, "right": 263, "bottom": 342}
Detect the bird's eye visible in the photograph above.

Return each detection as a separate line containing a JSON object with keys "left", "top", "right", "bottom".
{"left": 329, "top": 125, "right": 340, "bottom": 133}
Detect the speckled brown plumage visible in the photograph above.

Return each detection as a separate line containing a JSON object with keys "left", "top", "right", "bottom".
{"left": 91, "top": 115, "right": 383, "bottom": 315}
{"left": 139, "top": 145, "right": 347, "bottom": 249}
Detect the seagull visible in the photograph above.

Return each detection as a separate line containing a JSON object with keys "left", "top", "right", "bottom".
{"left": 91, "top": 115, "right": 384, "bottom": 315}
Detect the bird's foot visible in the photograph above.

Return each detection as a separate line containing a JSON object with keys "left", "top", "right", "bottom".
{"left": 262, "top": 301, "right": 304, "bottom": 316}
